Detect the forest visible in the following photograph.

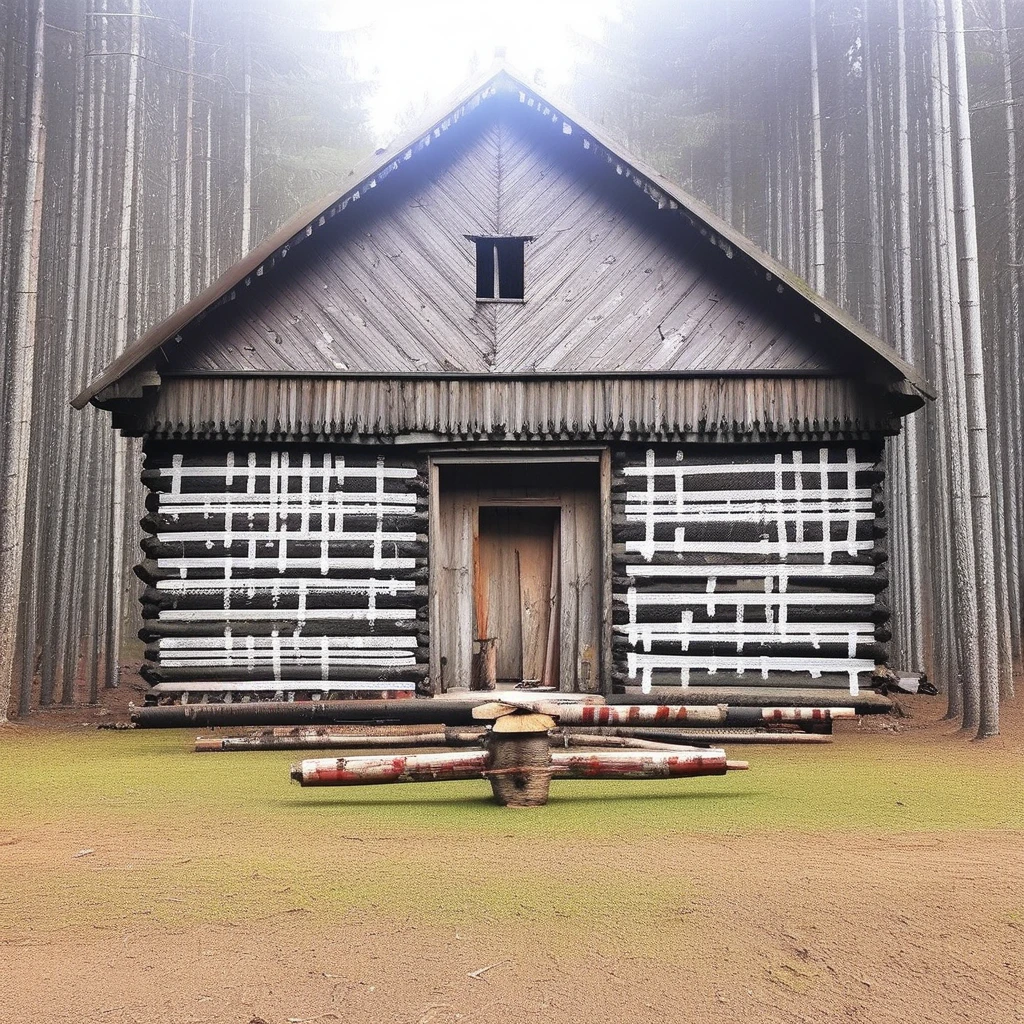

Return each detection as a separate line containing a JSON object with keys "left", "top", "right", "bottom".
{"left": 1, "top": 0, "right": 1021, "bottom": 738}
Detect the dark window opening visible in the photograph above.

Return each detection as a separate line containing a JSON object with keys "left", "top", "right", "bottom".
{"left": 469, "top": 236, "right": 529, "bottom": 301}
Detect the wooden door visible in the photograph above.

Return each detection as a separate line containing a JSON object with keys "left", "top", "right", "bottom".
{"left": 476, "top": 507, "right": 559, "bottom": 684}
{"left": 431, "top": 461, "right": 602, "bottom": 692}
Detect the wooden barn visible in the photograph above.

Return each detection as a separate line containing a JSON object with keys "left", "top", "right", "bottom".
{"left": 74, "top": 66, "right": 933, "bottom": 711}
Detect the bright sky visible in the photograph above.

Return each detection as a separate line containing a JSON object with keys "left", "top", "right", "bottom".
{"left": 331, "top": 0, "right": 622, "bottom": 141}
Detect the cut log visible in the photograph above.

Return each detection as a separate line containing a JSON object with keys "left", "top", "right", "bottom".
{"left": 491, "top": 712, "right": 557, "bottom": 733}
{"left": 575, "top": 726, "right": 832, "bottom": 745}
{"left": 548, "top": 749, "right": 742, "bottom": 779}
{"left": 555, "top": 732, "right": 702, "bottom": 752}
{"left": 471, "top": 701, "right": 520, "bottom": 721}
{"left": 538, "top": 703, "right": 727, "bottom": 726}
{"left": 196, "top": 728, "right": 485, "bottom": 752}
{"left": 133, "top": 696, "right": 590, "bottom": 729}
{"left": 445, "top": 689, "right": 604, "bottom": 706}
{"left": 290, "top": 750, "right": 488, "bottom": 786}
{"left": 608, "top": 687, "right": 895, "bottom": 713}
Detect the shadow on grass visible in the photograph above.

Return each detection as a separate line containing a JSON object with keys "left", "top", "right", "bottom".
{"left": 275, "top": 789, "right": 758, "bottom": 810}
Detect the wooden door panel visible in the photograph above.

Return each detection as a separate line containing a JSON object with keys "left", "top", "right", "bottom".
{"left": 477, "top": 507, "right": 556, "bottom": 682}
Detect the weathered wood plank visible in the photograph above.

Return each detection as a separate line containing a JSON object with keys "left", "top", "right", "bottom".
{"left": 170, "top": 112, "right": 837, "bottom": 379}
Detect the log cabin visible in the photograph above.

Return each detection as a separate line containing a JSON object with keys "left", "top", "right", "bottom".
{"left": 74, "top": 65, "right": 933, "bottom": 710}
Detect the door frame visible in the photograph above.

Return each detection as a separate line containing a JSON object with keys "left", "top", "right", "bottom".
{"left": 427, "top": 447, "right": 612, "bottom": 694}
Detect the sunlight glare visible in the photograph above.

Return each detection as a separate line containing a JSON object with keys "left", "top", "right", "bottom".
{"left": 330, "top": 0, "right": 622, "bottom": 141}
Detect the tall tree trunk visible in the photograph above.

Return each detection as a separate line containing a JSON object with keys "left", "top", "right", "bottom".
{"left": 0, "top": 0, "right": 45, "bottom": 722}
{"left": 997, "top": 0, "right": 1021, "bottom": 674}
{"left": 808, "top": 0, "right": 826, "bottom": 293}
{"left": 241, "top": 21, "right": 253, "bottom": 254}
{"left": 182, "top": 0, "right": 196, "bottom": 298}
{"left": 932, "top": 0, "right": 979, "bottom": 724}
{"left": 862, "top": 0, "right": 884, "bottom": 335}
{"left": 104, "top": 0, "right": 143, "bottom": 695}
{"left": 895, "top": 0, "right": 925, "bottom": 672}
{"left": 948, "top": 0, "right": 1000, "bottom": 738}
{"left": 43, "top": 0, "right": 89, "bottom": 706}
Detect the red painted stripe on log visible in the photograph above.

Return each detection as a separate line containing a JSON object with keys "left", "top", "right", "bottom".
{"left": 296, "top": 750, "right": 488, "bottom": 786}
{"left": 759, "top": 707, "right": 856, "bottom": 721}
{"left": 549, "top": 750, "right": 728, "bottom": 779}
{"left": 544, "top": 704, "right": 726, "bottom": 726}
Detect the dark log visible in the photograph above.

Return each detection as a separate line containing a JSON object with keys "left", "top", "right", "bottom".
{"left": 139, "top": 619, "right": 427, "bottom": 641}
{"left": 143, "top": 640, "right": 429, "bottom": 663}
{"left": 141, "top": 510, "right": 427, "bottom": 535}
{"left": 610, "top": 576, "right": 889, "bottom": 596}
{"left": 607, "top": 686, "right": 894, "bottom": 712}
{"left": 134, "top": 558, "right": 429, "bottom": 586}
{"left": 611, "top": 603, "right": 892, "bottom": 625}
{"left": 610, "top": 642, "right": 889, "bottom": 664}
{"left": 537, "top": 703, "right": 726, "bottom": 726}
{"left": 140, "top": 535, "right": 428, "bottom": 560}
{"left": 609, "top": 667, "right": 884, "bottom": 690}
{"left": 133, "top": 696, "right": 555, "bottom": 728}
{"left": 609, "top": 544, "right": 890, "bottom": 567}
{"left": 141, "top": 584, "right": 428, "bottom": 611}
{"left": 140, "top": 662, "right": 429, "bottom": 684}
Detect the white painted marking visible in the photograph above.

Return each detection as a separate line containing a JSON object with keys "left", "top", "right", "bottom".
{"left": 158, "top": 608, "right": 413, "bottom": 621}
{"left": 151, "top": 450, "right": 422, "bottom": 673}
{"left": 620, "top": 447, "right": 881, "bottom": 697}
{"left": 625, "top": 564, "right": 874, "bottom": 579}
{"left": 627, "top": 590, "right": 875, "bottom": 608}
{"left": 155, "top": 577, "right": 415, "bottom": 592}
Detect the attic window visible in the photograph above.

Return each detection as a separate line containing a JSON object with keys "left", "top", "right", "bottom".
{"left": 468, "top": 235, "right": 531, "bottom": 301}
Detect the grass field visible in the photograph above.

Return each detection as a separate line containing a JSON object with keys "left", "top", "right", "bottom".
{"left": 1, "top": 700, "right": 1022, "bottom": 1023}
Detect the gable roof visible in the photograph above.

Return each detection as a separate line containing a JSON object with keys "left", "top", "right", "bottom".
{"left": 72, "top": 64, "right": 934, "bottom": 410}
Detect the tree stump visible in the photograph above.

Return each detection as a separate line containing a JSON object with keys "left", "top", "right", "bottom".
{"left": 485, "top": 732, "right": 553, "bottom": 807}
{"left": 474, "top": 703, "right": 557, "bottom": 808}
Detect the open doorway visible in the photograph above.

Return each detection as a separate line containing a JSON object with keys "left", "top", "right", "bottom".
{"left": 431, "top": 460, "right": 603, "bottom": 694}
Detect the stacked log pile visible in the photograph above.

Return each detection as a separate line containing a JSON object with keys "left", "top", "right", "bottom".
{"left": 289, "top": 700, "right": 749, "bottom": 808}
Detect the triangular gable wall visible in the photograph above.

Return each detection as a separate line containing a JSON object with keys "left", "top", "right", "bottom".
{"left": 75, "top": 67, "right": 933, "bottom": 409}
{"left": 171, "top": 103, "right": 836, "bottom": 377}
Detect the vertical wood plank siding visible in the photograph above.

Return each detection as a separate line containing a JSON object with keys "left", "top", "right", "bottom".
{"left": 137, "top": 443, "right": 428, "bottom": 701}
{"left": 611, "top": 443, "right": 889, "bottom": 695}
{"left": 139, "top": 376, "right": 896, "bottom": 441}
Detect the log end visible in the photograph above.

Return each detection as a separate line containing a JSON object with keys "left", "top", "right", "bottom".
{"left": 471, "top": 701, "right": 520, "bottom": 721}
{"left": 491, "top": 712, "right": 557, "bottom": 734}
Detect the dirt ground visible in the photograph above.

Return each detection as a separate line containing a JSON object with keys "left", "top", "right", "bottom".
{"left": 2, "top": 688, "right": 1022, "bottom": 1024}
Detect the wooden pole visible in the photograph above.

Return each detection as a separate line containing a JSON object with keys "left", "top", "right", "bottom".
{"left": 291, "top": 750, "right": 489, "bottom": 786}
{"left": 290, "top": 747, "right": 747, "bottom": 790}
{"left": 566, "top": 726, "right": 832, "bottom": 746}
{"left": 196, "top": 728, "right": 485, "bottom": 752}
{"left": 536, "top": 703, "right": 727, "bottom": 725}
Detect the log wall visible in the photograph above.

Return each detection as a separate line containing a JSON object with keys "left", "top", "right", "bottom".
{"left": 138, "top": 442, "right": 427, "bottom": 702}
{"left": 611, "top": 443, "right": 889, "bottom": 696}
